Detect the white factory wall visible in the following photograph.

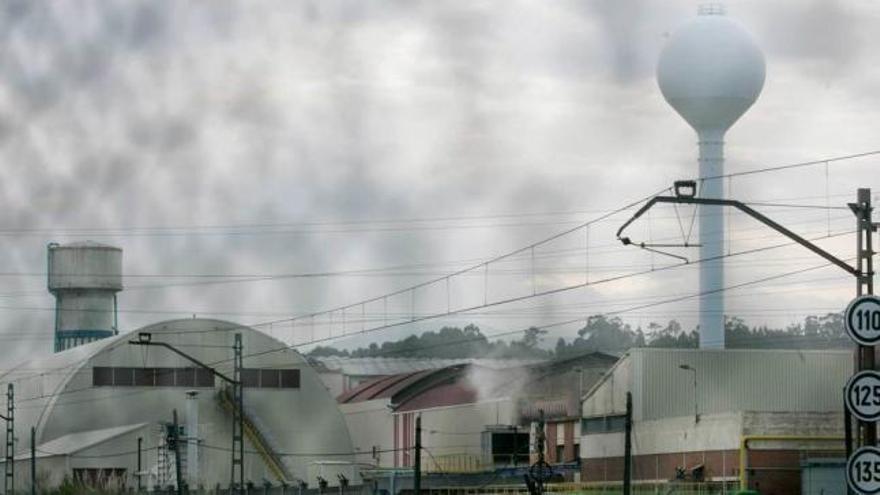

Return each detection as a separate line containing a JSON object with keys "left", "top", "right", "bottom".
{"left": 581, "top": 413, "right": 742, "bottom": 460}
{"left": 340, "top": 398, "right": 395, "bottom": 468}
{"left": 583, "top": 349, "right": 851, "bottom": 423}
{"left": 581, "top": 410, "right": 845, "bottom": 462}
{"left": 342, "top": 397, "right": 516, "bottom": 469}
{"left": 413, "top": 398, "right": 516, "bottom": 470}
{"left": 0, "top": 319, "right": 357, "bottom": 488}
{"left": 317, "top": 370, "right": 345, "bottom": 399}
{"left": 582, "top": 355, "right": 631, "bottom": 419}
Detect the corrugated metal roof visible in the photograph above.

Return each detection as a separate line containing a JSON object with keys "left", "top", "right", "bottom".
{"left": 311, "top": 356, "right": 545, "bottom": 377}
{"left": 20, "top": 423, "right": 147, "bottom": 460}
{"left": 337, "top": 369, "right": 438, "bottom": 403}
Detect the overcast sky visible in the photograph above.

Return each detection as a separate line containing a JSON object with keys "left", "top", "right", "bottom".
{"left": 0, "top": 0, "right": 878, "bottom": 360}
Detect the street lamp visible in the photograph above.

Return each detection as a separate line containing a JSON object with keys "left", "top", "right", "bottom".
{"left": 129, "top": 334, "right": 244, "bottom": 493}
{"left": 678, "top": 365, "right": 699, "bottom": 424}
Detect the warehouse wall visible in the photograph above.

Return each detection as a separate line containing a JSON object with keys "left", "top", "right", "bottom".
{"left": 340, "top": 398, "right": 395, "bottom": 468}
{"left": 631, "top": 348, "right": 851, "bottom": 421}
{"left": 395, "top": 399, "right": 516, "bottom": 470}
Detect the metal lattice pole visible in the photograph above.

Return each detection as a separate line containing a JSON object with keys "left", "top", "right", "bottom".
{"left": 5, "top": 384, "right": 13, "bottom": 495}
{"left": 854, "top": 188, "right": 875, "bottom": 447}
{"left": 232, "top": 333, "right": 244, "bottom": 494}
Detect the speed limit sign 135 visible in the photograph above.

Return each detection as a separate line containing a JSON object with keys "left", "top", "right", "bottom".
{"left": 848, "top": 446, "right": 880, "bottom": 494}
{"left": 847, "top": 371, "right": 880, "bottom": 422}
{"left": 846, "top": 296, "right": 880, "bottom": 346}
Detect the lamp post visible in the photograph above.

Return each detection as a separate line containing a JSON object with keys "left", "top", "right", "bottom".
{"left": 678, "top": 365, "right": 699, "bottom": 423}
{"left": 129, "top": 332, "right": 245, "bottom": 494}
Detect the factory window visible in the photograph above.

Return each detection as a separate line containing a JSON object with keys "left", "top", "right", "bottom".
{"left": 134, "top": 368, "right": 155, "bottom": 386}
{"left": 155, "top": 368, "right": 175, "bottom": 387}
{"left": 93, "top": 367, "right": 215, "bottom": 388}
{"left": 581, "top": 415, "right": 627, "bottom": 434}
{"left": 240, "top": 368, "right": 300, "bottom": 389}
{"left": 260, "top": 369, "right": 280, "bottom": 388}
{"left": 175, "top": 368, "right": 195, "bottom": 387}
{"left": 93, "top": 367, "right": 113, "bottom": 386}
{"left": 93, "top": 366, "right": 299, "bottom": 389}
{"left": 280, "top": 369, "right": 300, "bottom": 388}
{"left": 196, "top": 368, "right": 214, "bottom": 387}
{"left": 241, "top": 369, "right": 260, "bottom": 387}
{"left": 113, "top": 368, "right": 134, "bottom": 386}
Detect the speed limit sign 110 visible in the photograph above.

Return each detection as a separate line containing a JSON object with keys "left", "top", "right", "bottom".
{"left": 846, "top": 296, "right": 880, "bottom": 346}
{"left": 847, "top": 371, "right": 880, "bottom": 422}
{"left": 849, "top": 446, "right": 880, "bottom": 494}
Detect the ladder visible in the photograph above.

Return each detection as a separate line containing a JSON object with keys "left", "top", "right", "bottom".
{"left": 216, "top": 388, "right": 292, "bottom": 483}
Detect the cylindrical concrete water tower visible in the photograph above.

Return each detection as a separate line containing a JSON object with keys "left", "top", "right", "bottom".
{"left": 657, "top": 4, "right": 765, "bottom": 349}
{"left": 47, "top": 242, "right": 123, "bottom": 352}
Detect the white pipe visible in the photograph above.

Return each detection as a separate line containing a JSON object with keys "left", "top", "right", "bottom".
{"left": 698, "top": 129, "right": 726, "bottom": 349}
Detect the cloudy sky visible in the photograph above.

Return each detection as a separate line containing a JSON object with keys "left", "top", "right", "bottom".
{"left": 0, "top": 0, "right": 878, "bottom": 360}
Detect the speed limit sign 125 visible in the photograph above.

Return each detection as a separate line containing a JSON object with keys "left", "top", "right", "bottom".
{"left": 846, "top": 371, "right": 880, "bottom": 422}
{"left": 845, "top": 296, "right": 880, "bottom": 346}
{"left": 848, "top": 446, "right": 880, "bottom": 494}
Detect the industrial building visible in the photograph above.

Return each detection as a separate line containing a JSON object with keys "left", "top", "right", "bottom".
{"left": 338, "top": 352, "right": 616, "bottom": 485}
{"left": 580, "top": 348, "right": 848, "bottom": 493}
{"left": 0, "top": 242, "right": 357, "bottom": 491}
{"left": 311, "top": 356, "right": 544, "bottom": 398}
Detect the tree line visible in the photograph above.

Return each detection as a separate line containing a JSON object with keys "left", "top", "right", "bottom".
{"left": 307, "top": 312, "right": 849, "bottom": 359}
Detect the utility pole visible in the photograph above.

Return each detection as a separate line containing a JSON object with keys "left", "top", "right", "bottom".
{"left": 525, "top": 409, "right": 551, "bottom": 495}
{"left": 512, "top": 425, "right": 519, "bottom": 468}
{"left": 4, "top": 384, "right": 13, "bottom": 495}
{"left": 413, "top": 415, "right": 421, "bottom": 495}
{"left": 232, "top": 333, "right": 244, "bottom": 493}
{"left": 129, "top": 332, "right": 244, "bottom": 494}
{"left": 844, "top": 388, "right": 853, "bottom": 495}
{"left": 623, "top": 392, "right": 632, "bottom": 495}
{"left": 137, "top": 436, "right": 143, "bottom": 492}
{"left": 616, "top": 186, "right": 878, "bottom": 453}
{"left": 173, "top": 410, "right": 183, "bottom": 495}
{"left": 853, "top": 188, "right": 875, "bottom": 447}
{"left": 29, "top": 427, "right": 34, "bottom": 495}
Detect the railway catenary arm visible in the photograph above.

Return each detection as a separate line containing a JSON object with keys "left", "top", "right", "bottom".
{"left": 615, "top": 183, "right": 860, "bottom": 278}
{"left": 129, "top": 338, "right": 238, "bottom": 385}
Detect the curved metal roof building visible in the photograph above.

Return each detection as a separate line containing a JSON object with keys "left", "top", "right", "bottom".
{"left": 0, "top": 318, "right": 356, "bottom": 491}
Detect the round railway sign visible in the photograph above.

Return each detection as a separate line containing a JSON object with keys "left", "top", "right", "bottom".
{"left": 848, "top": 446, "right": 880, "bottom": 494}
{"left": 846, "top": 371, "right": 880, "bottom": 422}
{"left": 845, "top": 296, "right": 880, "bottom": 346}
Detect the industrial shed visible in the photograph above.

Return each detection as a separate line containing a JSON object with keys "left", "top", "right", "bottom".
{"left": 0, "top": 318, "right": 357, "bottom": 491}
{"left": 339, "top": 352, "right": 617, "bottom": 475}
{"left": 580, "top": 348, "right": 850, "bottom": 493}
{"left": 311, "top": 357, "right": 544, "bottom": 398}
{"left": 339, "top": 363, "right": 519, "bottom": 472}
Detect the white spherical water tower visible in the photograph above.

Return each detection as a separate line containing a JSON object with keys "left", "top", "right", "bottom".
{"left": 657, "top": 4, "right": 765, "bottom": 349}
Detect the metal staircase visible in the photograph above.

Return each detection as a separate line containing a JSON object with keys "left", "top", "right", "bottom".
{"left": 217, "top": 387, "right": 292, "bottom": 484}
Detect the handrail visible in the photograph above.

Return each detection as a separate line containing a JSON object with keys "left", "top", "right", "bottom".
{"left": 217, "top": 388, "right": 291, "bottom": 483}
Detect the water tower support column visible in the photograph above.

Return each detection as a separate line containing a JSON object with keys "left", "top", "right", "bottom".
{"left": 698, "top": 129, "right": 725, "bottom": 348}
